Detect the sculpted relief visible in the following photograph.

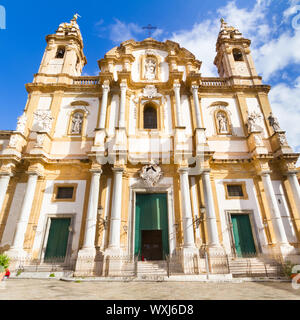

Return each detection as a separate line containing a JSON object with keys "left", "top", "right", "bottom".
{"left": 144, "top": 57, "right": 157, "bottom": 81}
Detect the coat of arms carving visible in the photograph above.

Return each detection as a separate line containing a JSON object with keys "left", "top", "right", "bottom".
{"left": 140, "top": 163, "right": 163, "bottom": 187}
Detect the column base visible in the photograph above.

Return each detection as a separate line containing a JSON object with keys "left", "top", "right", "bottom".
{"left": 5, "top": 248, "right": 30, "bottom": 271}
{"left": 273, "top": 243, "right": 299, "bottom": 262}
{"left": 180, "top": 247, "right": 201, "bottom": 274}
{"left": 103, "top": 247, "right": 126, "bottom": 277}
{"left": 6, "top": 248, "right": 30, "bottom": 259}
{"left": 206, "top": 244, "right": 225, "bottom": 256}
{"left": 74, "top": 247, "right": 97, "bottom": 277}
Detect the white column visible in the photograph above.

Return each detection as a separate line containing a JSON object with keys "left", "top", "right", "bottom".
{"left": 81, "top": 170, "right": 102, "bottom": 251}
{"left": 287, "top": 172, "right": 300, "bottom": 215}
{"left": 173, "top": 83, "right": 183, "bottom": 127}
{"left": 202, "top": 171, "right": 220, "bottom": 246}
{"left": 191, "top": 85, "right": 202, "bottom": 128}
{"left": 0, "top": 174, "right": 11, "bottom": 214}
{"left": 119, "top": 82, "right": 127, "bottom": 128}
{"left": 261, "top": 172, "right": 289, "bottom": 244}
{"left": 10, "top": 173, "right": 38, "bottom": 254}
{"left": 99, "top": 83, "right": 110, "bottom": 129}
{"left": 190, "top": 177, "right": 201, "bottom": 241}
{"left": 179, "top": 168, "right": 195, "bottom": 248}
{"left": 108, "top": 167, "right": 124, "bottom": 249}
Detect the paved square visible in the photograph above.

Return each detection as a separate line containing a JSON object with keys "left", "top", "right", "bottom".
{"left": 0, "top": 279, "right": 299, "bottom": 300}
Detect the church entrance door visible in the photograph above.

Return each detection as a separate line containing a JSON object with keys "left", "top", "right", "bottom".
{"left": 231, "top": 214, "right": 256, "bottom": 257}
{"left": 44, "top": 218, "right": 71, "bottom": 262}
{"left": 141, "top": 230, "right": 162, "bottom": 260}
{"left": 135, "top": 193, "right": 169, "bottom": 260}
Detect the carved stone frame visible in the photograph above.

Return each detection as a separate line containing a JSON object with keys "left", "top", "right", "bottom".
{"left": 127, "top": 179, "right": 177, "bottom": 258}
{"left": 225, "top": 210, "right": 262, "bottom": 257}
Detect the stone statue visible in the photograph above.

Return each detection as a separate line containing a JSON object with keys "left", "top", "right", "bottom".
{"left": 33, "top": 110, "right": 53, "bottom": 133}
{"left": 268, "top": 112, "right": 282, "bottom": 132}
{"left": 144, "top": 58, "right": 156, "bottom": 80}
{"left": 16, "top": 113, "right": 27, "bottom": 135}
{"left": 247, "top": 111, "right": 262, "bottom": 133}
{"left": 217, "top": 112, "right": 229, "bottom": 133}
{"left": 71, "top": 112, "right": 83, "bottom": 134}
{"left": 73, "top": 13, "right": 81, "bottom": 21}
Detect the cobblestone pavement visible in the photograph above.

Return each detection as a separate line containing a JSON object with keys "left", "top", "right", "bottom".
{"left": 0, "top": 279, "right": 299, "bottom": 300}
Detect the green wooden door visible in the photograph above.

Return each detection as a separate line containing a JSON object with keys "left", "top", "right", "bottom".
{"left": 135, "top": 193, "right": 169, "bottom": 260}
{"left": 44, "top": 218, "right": 71, "bottom": 261}
{"left": 231, "top": 214, "right": 256, "bottom": 257}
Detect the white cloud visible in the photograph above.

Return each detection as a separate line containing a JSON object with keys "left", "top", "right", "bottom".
{"left": 167, "top": 0, "right": 272, "bottom": 76}
{"left": 269, "top": 82, "right": 300, "bottom": 153}
{"left": 167, "top": 19, "right": 219, "bottom": 76}
{"left": 254, "top": 30, "right": 300, "bottom": 80}
{"left": 108, "top": 19, "right": 143, "bottom": 43}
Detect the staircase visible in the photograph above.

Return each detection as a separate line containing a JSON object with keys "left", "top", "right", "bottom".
{"left": 137, "top": 261, "right": 168, "bottom": 280}
{"left": 228, "top": 257, "right": 284, "bottom": 278}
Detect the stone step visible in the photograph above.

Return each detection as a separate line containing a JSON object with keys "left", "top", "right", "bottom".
{"left": 137, "top": 261, "right": 168, "bottom": 275}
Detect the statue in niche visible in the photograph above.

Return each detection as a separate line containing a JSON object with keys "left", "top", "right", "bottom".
{"left": 144, "top": 58, "right": 156, "bottom": 80}
{"left": 71, "top": 112, "right": 83, "bottom": 134}
{"left": 217, "top": 112, "right": 229, "bottom": 134}
{"left": 268, "top": 112, "right": 282, "bottom": 132}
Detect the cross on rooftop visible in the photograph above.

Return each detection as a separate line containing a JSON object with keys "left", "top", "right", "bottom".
{"left": 143, "top": 24, "right": 157, "bottom": 38}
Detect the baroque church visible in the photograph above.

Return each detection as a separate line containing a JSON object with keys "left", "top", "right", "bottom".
{"left": 0, "top": 15, "right": 300, "bottom": 278}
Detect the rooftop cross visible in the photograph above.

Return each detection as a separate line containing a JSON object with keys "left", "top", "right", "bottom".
{"left": 143, "top": 24, "right": 157, "bottom": 38}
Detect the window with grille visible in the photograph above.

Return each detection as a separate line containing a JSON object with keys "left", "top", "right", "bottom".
{"left": 227, "top": 184, "right": 244, "bottom": 197}
{"left": 56, "top": 187, "right": 74, "bottom": 200}
{"left": 143, "top": 105, "right": 157, "bottom": 129}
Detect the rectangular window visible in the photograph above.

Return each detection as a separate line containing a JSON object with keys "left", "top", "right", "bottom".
{"left": 224, "top": 182, "right": 248, "bottom": 200}
{"left": 56, "top": 187, "right": 74, "bottom": 199}
{"left": 52, "top": 184, "right": 77, "bottom": 202}
{"left": 227, "top": 184, "right": 243, "bottom": 197}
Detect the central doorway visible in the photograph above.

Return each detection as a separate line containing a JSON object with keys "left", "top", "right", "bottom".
{"left": 230, "top": 214, "right": 256, "bottom": 257}
{"left": 135, "top": 193, "right": 169, "bottom": 260}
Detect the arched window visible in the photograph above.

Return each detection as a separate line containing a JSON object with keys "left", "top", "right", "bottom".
{"left": 143, "top": 105, "right": 157, "bottom": 129}
{"left": 233, "top": 48, "right": 243, "bottom": 61}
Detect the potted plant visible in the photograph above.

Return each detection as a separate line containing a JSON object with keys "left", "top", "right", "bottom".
{"left": 0, "top": 254, "right": 10, "bottom": 281}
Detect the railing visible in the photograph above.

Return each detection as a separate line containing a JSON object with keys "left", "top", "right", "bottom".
{"left": 73, "top": 76, "right": 100, "bottom": 85}
{"left": 8, "top": 251, "right": 297, "bottom": 279}
{"left": 11, "top": 256, "right": 76, "bottom": 275}
{"left": 201, "top": 77, "right": 229, "bottom": 87}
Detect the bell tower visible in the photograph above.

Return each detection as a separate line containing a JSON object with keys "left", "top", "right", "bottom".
{"left": 214, "top": 18, "right": 261, "bottom": 85}
{"left": 35, "top": 14, "right": 87, "bottom": 83}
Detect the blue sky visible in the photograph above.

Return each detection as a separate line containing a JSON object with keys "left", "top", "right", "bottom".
{"left": 0, "top": 0, "right": 300, "bottom": 153}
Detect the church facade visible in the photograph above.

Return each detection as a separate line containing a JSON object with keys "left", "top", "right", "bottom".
{"left": 0, "top": 16, "right": 300, "bottom": 277}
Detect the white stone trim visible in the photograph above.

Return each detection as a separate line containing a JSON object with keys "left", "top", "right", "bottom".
{"left": 128, "top": 177, "right": 176, "bottom": 257}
